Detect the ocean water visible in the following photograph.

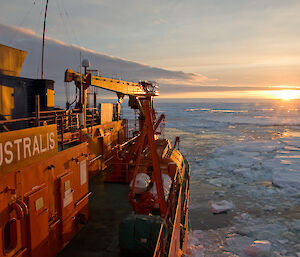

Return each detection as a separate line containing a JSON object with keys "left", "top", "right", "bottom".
{"left": 152, "top": 99, "right": 300, "bottom": 256}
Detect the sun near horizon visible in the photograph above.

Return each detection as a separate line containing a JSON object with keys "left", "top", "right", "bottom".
{"left": 268, "top": 90, "right": 300, "bottom": 101}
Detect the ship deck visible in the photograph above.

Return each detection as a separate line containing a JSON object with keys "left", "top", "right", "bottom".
{"left": 57, "top": 174, "right": 131, "bottom": 257}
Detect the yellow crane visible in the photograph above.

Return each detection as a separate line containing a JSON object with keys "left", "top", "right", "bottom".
{"left": 64, "top": 68, "right": 159, "bottom": 127}
{"left": 64, "top": 69, "right": 159, "bottom": 98}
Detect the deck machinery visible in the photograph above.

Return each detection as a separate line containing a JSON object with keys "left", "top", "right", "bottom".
{"left": 0, "top": 45, "right": 189, "bottom": 257}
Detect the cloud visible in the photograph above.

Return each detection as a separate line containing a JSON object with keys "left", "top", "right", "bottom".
{"left": 159, "top": 84, "right": 300, "bottom": 94}
{"left": 0, "top": 23, "right": 209, "bottom": 98}
{"left": 158, "top": 73, "right": 214, "bottom": 86}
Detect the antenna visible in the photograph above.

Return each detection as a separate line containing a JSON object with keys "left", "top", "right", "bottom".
{"left": 41, "top": 0, "right": 49, "bottom": 79}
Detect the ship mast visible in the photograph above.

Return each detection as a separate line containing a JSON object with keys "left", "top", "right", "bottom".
{"left": 41, "top": 0, "right": 49, "bottom": 79}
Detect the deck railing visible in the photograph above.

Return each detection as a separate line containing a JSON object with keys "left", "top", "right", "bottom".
{"left": 0, "top": 107, "right": 124, "bottom": 151}
{"left": 152, "top": 158, "right": 190, "bottom": 257}
{"left": 153, "top": 223, "right": 165, "bottom": 257}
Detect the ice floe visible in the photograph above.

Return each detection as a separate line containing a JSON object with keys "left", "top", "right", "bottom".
{"left": 210, "top": 200, "right": 234, "bottom": 214}
{"left": 187, "top": 213, "right": 300, "bottom": 256}
{"left": 204, "top": 137, "right": 300, "bottom": 196}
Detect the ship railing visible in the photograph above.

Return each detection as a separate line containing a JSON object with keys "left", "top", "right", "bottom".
{"left": 153, "top": 223, "right": 165, "bottom": 257}
{"left": 0, "top": 116, "right": 35, "bottom": 125}
{"left": 152, "top": 168, "right": 182, "bottom": 257}
{"left": 179, "top": 158, "right": 190, "bottom": 251}
{"left": 0, "top": 110, "right": 81, "bottom": 149}
{"left": 166, "top": 185, "right": 183, "bottom": 257}
{"left": 0, "top": 107, "right": 124, "bottom": 150}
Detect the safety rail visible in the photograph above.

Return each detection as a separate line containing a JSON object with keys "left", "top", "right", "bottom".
{"left": 0, "top": 107, "right": 119, "bottom": 150}
{"left": 152, "top": 158, "right": 190, "bottom": 257}
{"left": 151, "top": 168, "right": 179, "bottom": 257}
{"left": 153, "top": 223, "right": 165, "bottom": 257}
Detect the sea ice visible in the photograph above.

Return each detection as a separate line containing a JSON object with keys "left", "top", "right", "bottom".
{"left": 186, "top": 231, "right": 205, "bottom": 257}
{"left": 202, "top": 115, "right": 300, "bottom": 127}
{"left": 291, "top": 220, "right": 300, "bottom": 233}
{"left": 210, "top": 200, "right": 234, "bottom": 214}
{"left": 187, "top": 136, "right": 300, "bottom": 256}
{"left": 295, "top": 244, "right": 300, "bottom": 251}
{"left": 280, "top": 138, "right": 300, "bottom": 147}
{"left": 244, "top": 240, "right": 271, "bottom": 257}
{"left": 282, "top": 231, "right": 297, "bottom": 242}
{"left": 276, "top": 239, "right": 288, "bottom": 244}
{"left": 187, "top": 229, "right": 241, "bottom": 257}
{"left": 236, "top": 223, "right": 288, "bottom": 240}
{"left": 224, "top": 236, "right": 253, "bottom": 256}
{"left": 206, "top": 137, "right": 300, "bottom": 195}
{"left": 262, "top": 205, "right": 276, "bottom": 212}
{"left": 272, "top": 170, "right": 300, "bottom": 191}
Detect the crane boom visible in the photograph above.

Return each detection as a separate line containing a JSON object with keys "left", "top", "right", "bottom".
{"left": 64, "top": 69, "right": 159, "bottom": 97}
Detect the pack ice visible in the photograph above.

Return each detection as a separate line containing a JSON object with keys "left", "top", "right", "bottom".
{"left": 187, "top": 137, "right": 300, "bottom": 256}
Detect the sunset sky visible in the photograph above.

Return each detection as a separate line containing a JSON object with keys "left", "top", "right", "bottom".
{"left": 1, "top": 0, "right": 300, "bottom": 99}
